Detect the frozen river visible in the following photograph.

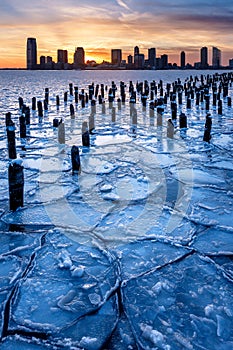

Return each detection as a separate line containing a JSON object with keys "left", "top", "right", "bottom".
{"left": 0, "top": 69, "right": 233, "bottom": 349}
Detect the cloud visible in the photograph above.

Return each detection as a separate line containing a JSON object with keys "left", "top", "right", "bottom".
{"left": 0, "top": 0, "right": 232, "bottom": 67}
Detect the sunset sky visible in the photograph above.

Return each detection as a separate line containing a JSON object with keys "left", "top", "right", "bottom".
{"left": 0, "top": 0, "right": 232, "bottom": 68}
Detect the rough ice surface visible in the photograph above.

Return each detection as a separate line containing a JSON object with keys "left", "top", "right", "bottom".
{"left": 0, "top": 69, "right": 233, "bottom": 349}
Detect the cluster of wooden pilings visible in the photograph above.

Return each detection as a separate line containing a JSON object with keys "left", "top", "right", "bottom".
{"left": 5, "top": 71, "right": 233, "bottom": 211}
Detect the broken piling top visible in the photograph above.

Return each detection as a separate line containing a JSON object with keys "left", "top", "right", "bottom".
{"left": 82, "top": 121, "right": 90, "bottom": 147}
{"left": 6, "top": 122, "right": 17, "bottom": 160}
{"left": 58, "top": 121, "right": 65, "bottom": 144}
{"left": 70, "top": 104, "right": 75, "bottom": 118}
{"left": 167, "top": 118, "right": 175, "bottom": 139}
{"left": 8, "top": 159, "right": 24, "bottom": 211}
{"left": 5, "top": 112, "right": 12, "bottom": 127}
{"left": 71, "top": 145, "right": 81, "bottom": 174}
{"left": 205, "top": 113, "right": 212, "bottom": 130}
{"left": 179, "top": 112, "right": 187, "bottom": 129}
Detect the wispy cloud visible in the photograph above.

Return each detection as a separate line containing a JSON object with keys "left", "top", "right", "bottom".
{"left": 0, "top": 0, "right": 232, "bottom": 67}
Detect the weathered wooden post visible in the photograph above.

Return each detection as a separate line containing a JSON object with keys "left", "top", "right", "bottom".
{"left": 196, "top": 91, "right": 200, "bottom": 106}
{"left": 69, "top": 83, "right": 73, "bottom": 96}
{"left": 171, "top": 102, "right": 177, "bottom": 120}
{"left": 179, "top": 112, "right": 187, "bottom": 129}
{"left": 91, "top": 100, "right": 96, "bottom": 115}
{"left": 58, "top": 121, "right": 65, "bottom": 144}
{"left": 7, "top": 123, "right": 17, "bottom": 159}
{"left": 203, "top": 113, "right": 212, "bottom": 143}
{"left": 56, "top": 95, "right": 60, "bottom": 109}
{"left": 37, "top": 101, "right": 43, "bottom": 117}
{"left": 102, "top": 101, "right": 106, "bottom": 114}
{"left": 70, "top": 104, "right": 75, "bottom": 119}
{"left": 71, "top": 145, "right": 81, "bottom": 174}
{"left": 167, "top": 119, "right": 174, "bottom": 139}
{"left": 205, "top": 95, "right": 210, "bottom": 111}
{"left": 81, "top": 89, "right": 85, "bottom": 108}
{"left": 8, "top": 159, "right": 24, "bottom": 211}
{"left": 157, "top": 107, "right": 163, "bottom": 127}
{"left": 95, "top": 84, "right": 99, "bottom": 99}
{"left": 18, "top": 97, "right": 24, "bottom": 110}
{"left": 89, "top": 113, "right": 95, "bottom": 134}
{"left": 19, "top": 115, "right": 26, "bottom": 138}
{"left": 43, "top": 100, "right": 48, "bottom": 112}
{"left": 82, "top": 121, "right": 90, "bottom": 147}
{"left": 32, "top": 97, "right": 37, "bottom": 111}
{"left": 74, "top": 86, "right": 79, "bottom": 103}
{"left": 5, "top": 112, "right": 12, "bottom": 127}
{"left": 117, "top": 98, "right": 122, "bottom": 110}
{"left": 218, "top": 100, "right": 222, "bottom": 115}
{"left": 53, "top": 118, "right": 59, "bottom": 127}
{"left": 64, "top": 91, "right": 68, "bottom": 103}
{"left": 186, "top": 97, "right": 191, "bottom": 109}
{"left": 45, "top": 88, "right": 49, "bottom": 105}
{"left": 112, "top": 107, "right": 116, "bottom": 123}
{"left": 149, "top": 102, "right": 154, "bottom": 118}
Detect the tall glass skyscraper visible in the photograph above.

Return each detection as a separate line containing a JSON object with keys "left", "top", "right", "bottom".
{"left": 200, "top": 46, "right": 208, "bottom": 68}
{"left": 212, "top": 47, "right": 221, "bottom": 68}
{"left": 27, "top": 38, "right": 37, "bottom": 70}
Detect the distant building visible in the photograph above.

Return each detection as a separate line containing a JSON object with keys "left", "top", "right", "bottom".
{"left": 57, "top": 49, "right": 68, "bottom": 64}
{"left": 128, "top": 55, "right": 133, "bottom": 65}
{"left": 134, "top": 46, "right": 139, "bottom": 56}
{"left": 27, "top": 37, "right": 37, "bottom": 70}
{"left": 74, "top": 47, "right": 85, "bottom": 69}
{"left": 212, "top": 47, "right": 221, "bottom": 68}
{"left": 111, "top": 49, "right": 122, "bottom": 66}
{"left": 40, "top": 56, "right": 46, "bottom": 66}
{"left": 148, "top": 48, "right": 156, "bottom": 69}
{"left": 229, "top": 59, "right": 233, "bottom": 68}
{"left": 134, "top": 54, "right": 145, "bottom": 69}
{"left": 200, "top": 46, "right": 208, "bottom": 68}
{"left": 180, "top": 51, "right": 185, "bottom": 68}
{"left": 160, "top": 54, "right": 168, "bottom": 69}
{"left": 194, "top": 62, "right": 201, "bottom": 69}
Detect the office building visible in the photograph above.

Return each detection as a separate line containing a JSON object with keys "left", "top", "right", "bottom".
{"left": 74, "top": 47, "right": 85, "bottom": 69}
{"left": 111, "top": 49, "right": 122, "bottom": 66}
{"left": 57, "top": 49, "right": 68, "bottom": 64}
{"left": 40, "top": 56, "right": 46, "bottom": 66}
{"left": 128, "top": 55, "right": 133, "bottom": 65}
{"left": 26, "top": 37, "right": 37, "bottom": 70}
{"left": 212, "top": 47, "right": 221, "bottom": 68}
{"left": 148, "top": 48, "right": 156, "bottom": 69}
{"left": 180, "top": 51, "right": 185, "bottom": 68}
{"left": 161, "top": 54, "right": 168, "bottom": 69}
{"left": 134, "top": 46, "right": 139, "bottom": 56}
{"left": 134, "top": 53, "right": 145, "bottom": 69}
{"left": 200, "top": 47, "right": 208, "bottom": 68}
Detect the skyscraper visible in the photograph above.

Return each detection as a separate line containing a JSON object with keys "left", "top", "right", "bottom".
{"left": 212, "top": 47, "right": 221, "bottom": 68}
{"left": 134, "top": 54, "right": 145, "bottom": 69}
{"left": 27, "top": 38, "right": 37, "bottom": 70}
{"left": 200, "top": 47, "right": 208, "bottom": 68}
{"left": 160, "top": 54, "right": 168, "bottom": 69}
{"left": 134, "top": 46, "right": 139, "bottom": 56}
{"left": 148, "top": 48, "right": 156, "bottom": 69}
{"left": 128, "top": 55, "right": 133, "bottom": 65}
{"left": 57, "top": 49, "right": 68, "bottom": 64}
{"left": 74, "top": 47, "right": 85, "bottom": 69}
{"left": 180, "top": 51, "right": 185, "bottom": 68}
{"left": 111, "top": 49, "right": 122, "bottom": 66}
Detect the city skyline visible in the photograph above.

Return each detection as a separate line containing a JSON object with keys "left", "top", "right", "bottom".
{"left": 26, "top": 39, "right": 232, "bottom": 70}
{"left": 0, "top": 0, "right": 233, "bottom": 68}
